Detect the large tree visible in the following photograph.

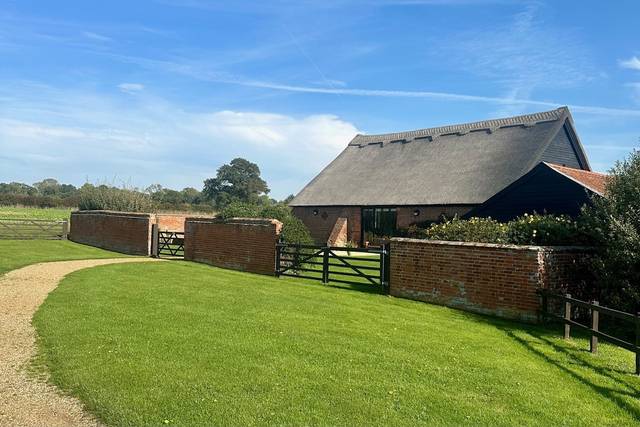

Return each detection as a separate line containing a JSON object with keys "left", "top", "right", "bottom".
{"left": 203, "top": 158, "right": 269, "bottom": 207}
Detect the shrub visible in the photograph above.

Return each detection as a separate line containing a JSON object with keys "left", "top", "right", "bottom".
{"left": 219, "top": 201, "right": 313, "bottom": 245}
{"left": 507, "top": 213, "right": 593, "bottom": 246}
{"left": 582, "top": 149, "right": 640, "bottom": 312}
{"left": 78, "top": 184, "right": 155, "bottom": 212}
{"left": 420, "top": 216, "right": 508, "bottom": 243}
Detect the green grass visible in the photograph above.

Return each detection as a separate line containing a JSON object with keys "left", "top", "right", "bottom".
{"left": 34, "top": 261, "right": 640, "bottom": 426}
{"left": 0, "top": 240, "right": 131, "bottom": 275}
{"left": 0, "top": 206, "right": 73, "bottom": 220}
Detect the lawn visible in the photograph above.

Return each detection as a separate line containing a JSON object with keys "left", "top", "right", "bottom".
{"left": 33, "top": 261, "right": 640, "bottom": 426}
{"left": 0, "top": 206, "right": 74, "bottom": 220}
{"left": 0, "top": 240, "right": 130, "bottom": 275}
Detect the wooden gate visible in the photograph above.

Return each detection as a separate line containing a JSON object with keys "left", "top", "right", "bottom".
{"left": 0, "top": 218, "right": 69, "bottom": 240}
{"left": 275, "top": 242, "right": 390, "bottom": 291}
{"left": 151, "top": 224, "right": 184, "bottom": 258}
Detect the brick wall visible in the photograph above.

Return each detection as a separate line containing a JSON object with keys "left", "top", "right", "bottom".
{"left": 292, "top": 206, "right": 361, "bottom": 245}
{"left": 389, "top": 238, "right": 590, "bottom": 322}
{"left": 70, "top": 211, "right": 152, "bottom": 255}
{"left": 184, "top": 217, "right": 283, "bottom": 275}
{"left": 155, "top": 214, "right": 188, "bottom": 232}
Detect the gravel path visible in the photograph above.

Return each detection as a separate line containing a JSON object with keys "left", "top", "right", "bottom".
{"left": 0, "top": 258, "right": 160, "bottom": 427}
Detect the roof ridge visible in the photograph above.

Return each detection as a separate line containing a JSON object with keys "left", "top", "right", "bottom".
{"left": 545, "top": 162, "right": 608, "bottom": 176}
{"left": 351, "top": 107, "right": 568, "bottom": 145}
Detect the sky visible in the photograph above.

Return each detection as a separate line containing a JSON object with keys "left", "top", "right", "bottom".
{"left": 0, "top": 0, "right": 639, "bottom": 199}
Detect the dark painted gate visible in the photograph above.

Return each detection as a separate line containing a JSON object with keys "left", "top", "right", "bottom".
{"left": 275, "top": 242, "right": 390, "bottom": 291}
{"left": 151, "top": 224, "right": 184, "bottom": 258}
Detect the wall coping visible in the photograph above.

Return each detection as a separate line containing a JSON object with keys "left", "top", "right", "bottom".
{"left": 185, "top": 217, "right": 283, "bottom": 228}
{"left": 390, "top": 237, "right": 593, "bottom": 252}
{"left": 71, "top": 210, "right": 152, "bottom": 218}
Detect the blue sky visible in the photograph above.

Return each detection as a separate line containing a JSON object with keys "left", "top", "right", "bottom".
{"left": 1, "top": 0, "right": 639, "bottom": 199}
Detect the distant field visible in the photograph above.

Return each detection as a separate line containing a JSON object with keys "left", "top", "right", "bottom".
{"left": 0, "top": 206, "right": 74, "bottom": 220}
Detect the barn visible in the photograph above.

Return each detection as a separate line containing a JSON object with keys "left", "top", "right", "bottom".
{"left": 289, "top": 107, "right": 601, "bottom": 246}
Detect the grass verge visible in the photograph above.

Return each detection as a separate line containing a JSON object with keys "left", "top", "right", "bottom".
{"left": 34, "top": 261, "right": 640, "bottom": 426}
{"left": 0, "top": 240, "right": 131, "bottom": 275}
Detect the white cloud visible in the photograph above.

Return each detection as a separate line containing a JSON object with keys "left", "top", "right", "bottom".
{"left": 118, "top": 83, "right": 145, "bottom": 94}
{"left": 0, "top": 83, "right": 358, "bottom": 197}
{"left": 620, "top": 56, "right": 640, "bottom": 71}
{"left": 194, "top": 111, "right": 356, "bottom": 150}
{"left": 83, "top": 31, "right": 112, "bottom": 42}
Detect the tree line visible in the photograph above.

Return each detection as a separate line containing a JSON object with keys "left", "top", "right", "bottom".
{"left": 0, "top": 157, "right": 293, "bottom": 212}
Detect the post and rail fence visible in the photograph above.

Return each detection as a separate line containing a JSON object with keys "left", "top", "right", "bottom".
{"left": 151, "top": 223, "right": 185, "bottom": 258}
{"left": 538, "top": 289, "right": 640, "bottom": 375}
{"left": 0, "top": 218, "right": 69, "bottom": 240}
{"left": 275, "top": 242, "right": 390, "bottom": 292}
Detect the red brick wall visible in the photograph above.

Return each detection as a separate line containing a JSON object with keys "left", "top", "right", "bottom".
{"left": 292, "top": 207, "right": 361, "bottom": 245}
{"left": 184, "top": 217, "right": 283, "bottom": 275}
{"left": 70, "top": 211, "right": 152, "bottom": 255}
{"left": 155, "top": 214, "right": 189, "bottom": 232}
{"left": 389, "top": 238, "right": 590, "bottom": 322}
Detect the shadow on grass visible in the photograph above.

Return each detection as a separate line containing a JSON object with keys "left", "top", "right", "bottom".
{"left": 457, "top": 310, "right": 640, "bottom": 418}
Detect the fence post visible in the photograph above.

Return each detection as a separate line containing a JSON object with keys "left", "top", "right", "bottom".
{"left": 61, "top": 219, "right": 69, "bottom": 240}
{"left": 636, "top": 312, "right": 640, "bottom": 376}
{"left": 322, "top": 247, "right": 329, "bottom": 284}
{"left": 590, "top": 301, "right": 599, "bottom": 354}
{"left": 151, "top": 224, "right": 159, "bottom": 258}
{"left": 275, "top": 243, "right": 281, "bottom": 277}
{"left": 564, "top": 293, "right": 572, "bottom": 340}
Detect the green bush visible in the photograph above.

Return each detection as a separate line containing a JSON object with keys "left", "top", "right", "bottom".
{"left": 78, "top": 184, "right": 155, "bottom": 212}
{"left": 219, "top": 201, "right": 313, "bottom": 245}
{"left": 414, "top": 214, "right": 593, "bottom": 246}
{"left": 507, "top": 213, "right": 593, "bottom": 246}
{"left": 582, "top": 150, "right": 640, "bottom": 312}
{"left": 419, "top": 217, "right": 508, "bottom": 243}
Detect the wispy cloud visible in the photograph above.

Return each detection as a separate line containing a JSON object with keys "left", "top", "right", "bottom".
{"left": 118, "top": 83, "right": 145, "bottom": 94}
{"left": 620, "top": 56, "right": 640, "bottom": 71}
{"left": 82, "top": 31, "right": 112, "bottom": 42}
{"left": 0, "top": 82, "right": 358, "bottom": 196}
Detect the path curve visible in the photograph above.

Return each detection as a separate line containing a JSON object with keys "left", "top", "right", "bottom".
{"left": 0, "top": 258, "right": 161, "bottom": 427}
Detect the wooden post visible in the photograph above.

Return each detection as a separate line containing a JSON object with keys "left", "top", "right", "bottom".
{"left": 151, "top": 224, "right": 159, "bottom": 258}
{"left": 564, "top": 293, "right": 572, "bottom": 340}
{"left": 322, "top": 247, "right": 329, "bottom": 284}
{"left": 275, "top": 243, "right": 281, "bottom": 277}
{"left": 636, "top": 312, "right": 640, "bottom": 376}
{"left": 590, "top": 301, "right": 599, "bottom": 354}
{"left": 61, "top": 220, "right": 69, "bottom": 240}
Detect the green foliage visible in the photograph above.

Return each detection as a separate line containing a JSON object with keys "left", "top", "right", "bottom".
{"left": 219, "top": 201, "right": 313, "bottom": 245}
{"left": 419, "top": 216, "right": 508, "bottom": 243}
{"left": 582, "top": 149, "right": 640, "bottom": 311}
{"left": 202, "top": 158, "right": 269, "bottom": 208}
{"left": 413, "top": 214, "right": 593, "bottom": 246}
{"left": 78, "top": 184, "right": 155, "bottom": 212}
{"left": 507, "top": 213, "right": 593, "bottom": 246}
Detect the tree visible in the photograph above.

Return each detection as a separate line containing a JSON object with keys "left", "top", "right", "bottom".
{"left": 33, "top": 178, "right": 62, "bottom": 196}
{"left": 582, "top": 149, "right": 640, "bottom": 311}
{"left": 202, "top": 158, "right": 269, "bottom": 208}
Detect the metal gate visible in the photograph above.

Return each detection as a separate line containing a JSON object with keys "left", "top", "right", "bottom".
{"left": 275, "top": 242, "right": 390, "bottom": 291}
{"left": 152, "top": 224, "right": 184, "bottom": 258}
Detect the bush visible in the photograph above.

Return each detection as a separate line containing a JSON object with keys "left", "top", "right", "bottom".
{"left": 219, "top": 201, "right": 313, "bottom": 245}
{"left": 414, "top": 214, "right": 593, "bottom": 246}
{"left": 78, "top": 184, "right": 155, "bottom": 212}
{"left": 419, "top": 217, "right": 508, "bottom": 243}
{"left": 507, "top": 213, "right": 593, "bottom": 246}
{"left": 582, "top": 150, "right": 640, "bottom": 312}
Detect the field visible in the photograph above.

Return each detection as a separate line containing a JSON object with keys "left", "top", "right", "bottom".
{"left": 0, "top": 240, "right": 130, "bottom": 275}
{"left": 0, "top": 206, "right": 73, "bottom": 220}
{"left": 33, "top": 260, "right": 640, "bottom": 426}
